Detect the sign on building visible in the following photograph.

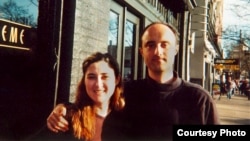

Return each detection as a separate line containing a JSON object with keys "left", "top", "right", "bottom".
{"left": 0, "top": 19, "right": 36, "bottom": 51}
{"left": 214, "top": 58, "right": 239, "bottom": 65}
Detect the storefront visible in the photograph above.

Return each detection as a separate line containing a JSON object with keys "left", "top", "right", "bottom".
{"left": 0, "top": 0, "right": 192, "bottom": 140}
{"left": 0, "top": 0, "right": 75, "bottom": 139}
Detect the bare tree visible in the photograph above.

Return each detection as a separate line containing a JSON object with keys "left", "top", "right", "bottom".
{"left": 221, "top": 0, "right": 250, "bottom": 79}
{"left": 30, "top": 0, "right": 38, "bottom": 7}
{"left": 0, "top": 0, "right": 38, "bottom": 27}
{"left": 222, "top": 0, "right": 250, "bottom": 57}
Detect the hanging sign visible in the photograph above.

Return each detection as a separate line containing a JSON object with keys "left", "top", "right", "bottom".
{"left": 214, "top": 58, "right": 239, "bottom": 65}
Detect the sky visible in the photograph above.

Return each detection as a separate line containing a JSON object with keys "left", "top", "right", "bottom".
{"left": 223, "top": 0, "right": 250, "bottom": 26}
{"left": 0, "top": 0, "right": 38, "bottom": 22}
{"left": 222, "top": 0, "right": 250, "bottom": 55}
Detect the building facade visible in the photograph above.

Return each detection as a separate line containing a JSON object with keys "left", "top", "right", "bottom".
{"left": 68, "top": 0, "right": 196, "bottom": 102}
{"left": 189, "top": 0, "right": 223, "bottom": 92}
{"left": 0, "top": 0, "right": 223, "bottom": 139}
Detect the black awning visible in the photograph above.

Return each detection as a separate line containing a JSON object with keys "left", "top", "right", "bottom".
{"left": 159, "top": 0, "right": 197, "bottom": 13}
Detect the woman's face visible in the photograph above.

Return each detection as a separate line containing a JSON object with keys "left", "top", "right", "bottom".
{"left": 84, "top": 60, "right": 118, "bottom": 105}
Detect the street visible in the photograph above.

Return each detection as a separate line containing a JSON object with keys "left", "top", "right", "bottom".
{"left": 214, "top": 93, "right": 250, "bottom": 125}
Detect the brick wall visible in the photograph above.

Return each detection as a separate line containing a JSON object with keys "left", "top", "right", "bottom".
{"left": 69, "top": 0, "right": 111, "bottom": 102}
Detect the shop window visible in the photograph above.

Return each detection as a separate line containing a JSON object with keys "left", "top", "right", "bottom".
{"left": 123, "top": 20, "right": 136, "bottom": 81}
{"left": 108, "top": 1, "right": 140, "bottom": 81}
{"left": 108, "top": 11, "right": 118, "bottom": 59}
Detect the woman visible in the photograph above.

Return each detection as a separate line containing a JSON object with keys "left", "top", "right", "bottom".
{"left": 47, "top": 52, "right": 125, "bottom": 141}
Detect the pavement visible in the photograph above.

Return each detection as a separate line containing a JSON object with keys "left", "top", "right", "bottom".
{"left": 213, "top": 92, "right": 250, "bottom": 125}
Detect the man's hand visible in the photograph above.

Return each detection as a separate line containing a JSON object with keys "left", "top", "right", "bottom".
{"left": 46, "top": 104, "right": 69, "bottom": 133}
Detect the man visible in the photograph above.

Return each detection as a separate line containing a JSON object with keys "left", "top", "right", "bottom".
{"left": 225, "top": 76, "right": 234, "bottom": 99}
{"left": 46, "top": 22, "right": 220, "bottom": 140}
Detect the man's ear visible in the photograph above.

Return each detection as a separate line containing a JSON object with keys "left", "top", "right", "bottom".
{"left": 175, "top": 45, "right": 179, "bottom": 55}
{"left": 139, "top": 47, "right": 143, "bottom": 55}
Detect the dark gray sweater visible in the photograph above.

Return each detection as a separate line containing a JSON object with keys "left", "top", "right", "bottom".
{"left": 102, "top": 72, "right": 220, "bottom": 141}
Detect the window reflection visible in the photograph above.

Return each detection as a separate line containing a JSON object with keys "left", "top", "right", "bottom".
{"left": 0, "top": 0, "right": 38, "bottom": 27}
{"left": 108, "top": 11, "right": 118, "bottom": 59}
{"left": 124, "top": 20, "right": 135, "bottom": 81}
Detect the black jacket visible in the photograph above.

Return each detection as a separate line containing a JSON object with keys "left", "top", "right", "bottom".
{"left": 102, "top": 72, "right": 220, "bottom": 141}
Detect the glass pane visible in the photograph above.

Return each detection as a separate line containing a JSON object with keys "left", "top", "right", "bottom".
{"left": 108, "top": 11, "right": 118, "bottom": 59}
{"left": 0, "top": 0, "right": 38, "bottom": 27}
{"left": 123, "top": 20, "right": 135, "bottom": 81}
{"left": 0, "top": 0, "right": 38, "bottom": 51}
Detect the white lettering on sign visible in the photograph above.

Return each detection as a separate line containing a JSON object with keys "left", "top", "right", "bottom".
{"left": 1, "top": 24, "right": 25, "bottom": 44}
{"left": 20, "top": 29, "right": 24, "bottom": 44}
{"left": 2, "top": 25, "right": 7, "bottom": 41}
{"left": 10, "top": 27, "right": 18, "bottom": 43}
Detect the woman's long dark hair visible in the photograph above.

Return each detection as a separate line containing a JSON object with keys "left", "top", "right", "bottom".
{"left": 71, "top": 52, "right": 124, "bottom": 140}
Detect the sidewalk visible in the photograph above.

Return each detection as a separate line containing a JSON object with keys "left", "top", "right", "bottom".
{"left": 213, "top": 93, "right": 250, "bottom": 125}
